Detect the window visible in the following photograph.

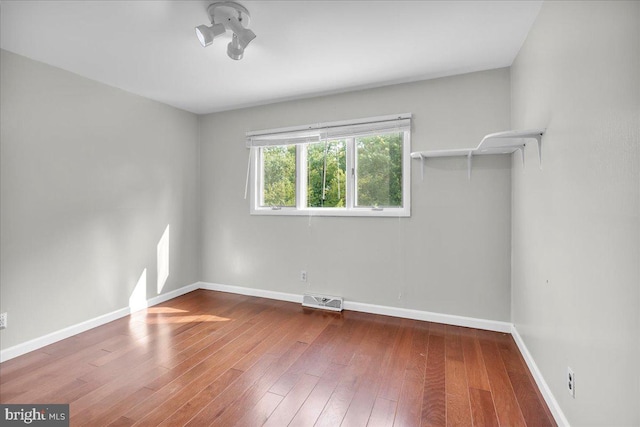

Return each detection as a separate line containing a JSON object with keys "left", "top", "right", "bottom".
{"left": 306, "top": 139, "right": 347, "bottom": 208}
{"left": 261, "top": 145, "right": 296, "bottom": 207}
{"left": 247, "top": 114, "right": 411, "bottom": 217}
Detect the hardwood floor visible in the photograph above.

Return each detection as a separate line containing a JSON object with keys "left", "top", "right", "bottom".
{"left": 0, "top": 290, "right": 556, "bottom": 426}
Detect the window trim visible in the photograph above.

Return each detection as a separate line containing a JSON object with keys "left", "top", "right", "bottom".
{"left": 248, "top": 114, "right": 411, "bottom": 217}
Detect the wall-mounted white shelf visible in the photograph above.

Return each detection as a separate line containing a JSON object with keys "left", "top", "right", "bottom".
{"left": 411, "top": 129, "right": 545, "bottom": 179}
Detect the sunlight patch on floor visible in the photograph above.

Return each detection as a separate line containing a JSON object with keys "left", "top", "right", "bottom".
{"left": 146, "top": 306, "right": 187, "bottom": 314}
{"left": 143, "top": 314, "right": 230, "bottom": 324}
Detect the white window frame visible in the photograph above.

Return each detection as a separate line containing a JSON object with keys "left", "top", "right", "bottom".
{"left": 247, "top": 114, "right": 411, "bottom": 217}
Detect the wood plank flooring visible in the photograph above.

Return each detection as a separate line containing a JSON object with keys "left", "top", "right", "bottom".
{"left": 0, "top": 290, "right": 556, "bottom": 426}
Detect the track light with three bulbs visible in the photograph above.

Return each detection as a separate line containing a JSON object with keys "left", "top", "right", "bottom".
{"left": 195, "top": 1, "right": 256, "bottom": 60}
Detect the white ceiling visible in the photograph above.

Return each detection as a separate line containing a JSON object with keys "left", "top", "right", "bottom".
{"left": 1, "top": 1, "right": 542, "bottom": 115}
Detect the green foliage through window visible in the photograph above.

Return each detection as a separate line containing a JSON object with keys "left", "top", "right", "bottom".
{"left": 262, "top": 146, "right": 296, "bottom": 207}
{"left": 307, "top": 140, "right": 346, "bottom": 208}
{"left": 356, "top": 133, "right": 403, "bottom": 207}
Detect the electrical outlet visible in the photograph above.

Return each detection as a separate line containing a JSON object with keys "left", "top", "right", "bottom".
{"left": 300, "top": 270, "right": 307, "bottom": 282}
{"left": 567, "top": 367, "right": 575, "bottom": 398}
{"left": 0, "top": 312, "right": 7, "bottom": 330}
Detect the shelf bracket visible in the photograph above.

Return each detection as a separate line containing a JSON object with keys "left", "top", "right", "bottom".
{"left": 535, "top": 134, "right": 543, "bottom": 169}
{"left": 467, "top": 151, "right": 473, "bottom": 181}
{"left": 518, "top": 146, "right": 525, "bottom": 168}
{"left": 419, "top": 154, "right": 425, "bottom": 181}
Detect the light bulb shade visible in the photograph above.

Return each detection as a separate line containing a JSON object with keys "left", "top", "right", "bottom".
{"left": 226, "top": 16, "right": 256, "bottom": 49}
{"left": 195, "top": 25, "right": 213, "bottom": 46}
{"left": 195, "top": 23, "right": 226, "bottom": 47}
{"left": 227, "top": 34, "right": 244, "bottom": 60}
{"left": 237, "top": 27, "right": 256, "bottom": 49}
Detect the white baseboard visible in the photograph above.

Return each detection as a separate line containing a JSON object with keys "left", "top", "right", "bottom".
{"left": 344, "top": 300, "right": 512, "bottom": 333}
{"left": 197, "top": 282, "right": 302, "bottom": 304}
{"left": 511, "top": 325, "right": 569, "bottom": 427}
{"left": 197, "top": 282, "right": 512, "bottom": 333}
{"left": 0, "top": 283, "right": 200, "bottom": 363}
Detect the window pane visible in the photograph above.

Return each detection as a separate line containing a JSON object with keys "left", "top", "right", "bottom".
{"left": 261, "top": 146, "right": 296, "bottom": 207}
{"left": 356, "top": 133, "right": 403, "bottom": 208}
{"left": 306, "top": 140, "right": 346, "bottom": 208}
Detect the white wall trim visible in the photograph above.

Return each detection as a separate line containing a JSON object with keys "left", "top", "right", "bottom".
{"left": 344, "top": 300, "right": 512, "bottom": 333}
{"left": 197, "top": 282, "right": 512, "bottom": 333}
{"left": 511, "top": 325, "right": 570, "bottom": 427}
{"left": 197, "top": 282, "right": 302, "bottom": 304}
{"left": 0, "top": 282, "right": 200, "bottom": 363}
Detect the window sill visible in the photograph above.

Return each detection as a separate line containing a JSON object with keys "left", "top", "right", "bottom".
{"left": 250, "top": 207, "right": 410, "bottom": 217}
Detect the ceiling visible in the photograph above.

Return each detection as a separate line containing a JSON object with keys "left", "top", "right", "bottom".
{"left": 0, "top": 1, "right": 542, "bottom": 115}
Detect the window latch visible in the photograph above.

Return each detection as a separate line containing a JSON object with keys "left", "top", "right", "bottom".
{"left": 271, "top": 206, "right": 282, "bottom": 210}
{"left": 371, "top": 207, "right": 383, "bottom": 211}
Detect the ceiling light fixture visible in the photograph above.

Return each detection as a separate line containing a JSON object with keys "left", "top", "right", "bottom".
{"left": 195, "top": 1, "right": 256, "bottom": 60}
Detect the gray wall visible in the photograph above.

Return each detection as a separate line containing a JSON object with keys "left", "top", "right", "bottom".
{"left": 510, "top": 1, "right": 640, "bottom": 425}
{"left": 200, "top": 68, "right": 513, "bottom": 321}
{"left": 0, "top": 50, "right": 200, "bottom": 350}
